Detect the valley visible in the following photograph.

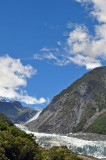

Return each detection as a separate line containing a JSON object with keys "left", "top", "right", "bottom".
{"left": 0, "top": 66, "right": 106, "bottom": 159}
{"left": 15, "top": 123, "right": 106, "bottom": 159}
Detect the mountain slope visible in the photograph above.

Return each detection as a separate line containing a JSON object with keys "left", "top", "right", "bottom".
{"left": 0, "top": 99, "right": 37, "bottom": 123}
{"left": 0, "top": 112, "right": 13, "bottom": 126}
{"left": 26, "top": 66, "right": 106, "bottom": 134}
{"left": 85, "top": 111, "right": 106, "bottom": 134}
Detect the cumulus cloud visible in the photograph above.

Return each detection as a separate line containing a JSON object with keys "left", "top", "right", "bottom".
{"left": 0, "top": 55, "right": 46, "bottom": 104}
{"left": 67, "top": 24, "right": 106, "bottom": 58}
{"left": 67, "top": 25, "right": 89, "bottom": 55}
{"left": 89, "top": 0, "right": 106, "bottom": 23}
{"left": 66, "top": 0, "right": 106, "bottom": 68}
{"left": 20, "top": 95, "right": 46, "bottom": 105}
{"left": 34, "top": 0, "right": 106, "bottom": 69}
{"left": 66, "top": 0, "right": 106, "bottom": 67}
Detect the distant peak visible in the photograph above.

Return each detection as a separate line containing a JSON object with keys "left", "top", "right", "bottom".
{"left": 10, "top": 100, "right": 21, "bottom": 104}
{"left": 0, "top": 98, "right": 21, "bottom": 104}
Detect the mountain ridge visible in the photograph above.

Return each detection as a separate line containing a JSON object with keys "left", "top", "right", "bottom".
{"left": 26, "top": 66, "right": 106, "bottom": 134}
{"left": 0, "top": 99, "right": 37, "bottom": 123}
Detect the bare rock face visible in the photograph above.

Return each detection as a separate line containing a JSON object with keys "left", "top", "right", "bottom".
{"left": 0, "top": 100, "right": 37, "bottom": 123}
{"left": 26, "top": 66, "right": 106, "bottom": 134}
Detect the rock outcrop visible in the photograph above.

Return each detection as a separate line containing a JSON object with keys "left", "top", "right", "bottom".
{"left": 26, "top": 66, "right": 106, "bottom": 134}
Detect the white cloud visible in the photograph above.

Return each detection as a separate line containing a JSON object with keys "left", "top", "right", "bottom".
{"left": 34, "top": 47, "right": 59, "bottom": 62}
{"left": 20, "top": 95, "right": 46, "bottom": 105}
{"left": 34, "top": 54, "right": 44, "bottom": 60}
{"left": 34, "top": 53, "right": 57, "bottom": 61}
{"left": 33, "top": 0, "right": 106, "bottom": 70}
{"left": 46, "top": 97, "right": 50, "bottom": 104}
{"left": 57, "top": 41, "right": 62, "bottom": 46}
{"left": 40, "top": 47, "right": 50, "bottom": 52}
{"left": 90, "top": 0, "right": 106, "bottom": 23}
{"left": 40, "top": 47, "right": 59, "bottom": 52}
{"left": 34, "top": 51, "right": 71, "bottom": 66}
{"left": 0, "top": 55, "right": 46, "bottom": 104}
{"left": 34, "top": 24, "right": 102, "bottom": 69}
{"left": 66, "top": 0, "right": 106, "bottom": 62}
{"left": 67, "top": 25, "right": 89, "bottom": 54}
{"left": 65, "top": 0, "right": 106, "bottom": 68}
{"left": 66, "top": 24, "right": 106, "bottom": 59}
{"left": 44, "top": 53, "right": 58, "bottom": 60}
{"left": 68, "top": 54, "right": 101, "bottom": 69}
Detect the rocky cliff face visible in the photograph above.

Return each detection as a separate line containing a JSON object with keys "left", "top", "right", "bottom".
{"left": 26, "top": 66, "right": 106, "bottom": 134}
{"left": 0, "top": 99, "right": 37, "bottom": 123}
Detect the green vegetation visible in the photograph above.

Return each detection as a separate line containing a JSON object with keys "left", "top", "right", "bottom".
{"left": 73, "top": 118, "right": 86, "bottom": 133}
{"left": 43, "top": 146, "right": 83, "bottom": 160}
{"left": 0, "top": 112, "right": 83, "bottom": 160}
{"left": 0, "top": 119, "right": 39, "bottom": 160}
{"left": 85, "top": 103, "right": 96, "bottom": 118}
{"left": 73, "top": 103, "right": 96, "bottom": 133}
{"left": 0, "top": 112, "right": 13, "bottom": 126}
{"left": 85, "top": 112, "right": 106, "bottom": 135}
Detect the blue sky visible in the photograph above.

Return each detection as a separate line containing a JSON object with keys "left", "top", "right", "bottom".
{"left": 0, "top": 0, "right": 106, "bottom": 109}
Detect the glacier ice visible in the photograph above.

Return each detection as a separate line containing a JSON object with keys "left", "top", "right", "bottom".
{"left": 15, "top": 124, "right": 106, "bottom": 159}
{"left": 25, "top": 109, "right": 42, "bottom": 124}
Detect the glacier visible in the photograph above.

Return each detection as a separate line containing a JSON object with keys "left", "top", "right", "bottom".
{"left": 15, "top": 123, "right": 106, "bottom": 159}
{"left": 25, "top": 108, "right": 42, "bottom": 124}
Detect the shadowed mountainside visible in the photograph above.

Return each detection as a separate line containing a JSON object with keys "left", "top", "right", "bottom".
{"left": 0, "top": 99, "right": 37, "bottom": 123}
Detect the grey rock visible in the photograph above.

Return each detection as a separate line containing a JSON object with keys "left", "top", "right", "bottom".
{"left": 26, "top": 66, "right": 106, "bottom": 134}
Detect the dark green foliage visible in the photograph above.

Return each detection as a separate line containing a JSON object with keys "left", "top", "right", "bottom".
{"left": 41, "top": 146, "right": 83, "bottom": 160}
{"left": 0, "top": 114, "right": 83, "bottom": 160}
{"left": 0, "top": 112, "right": 13, "bottom": 126}
{"left": 0, "top": 119, "right": 39, "bottom": 160}
{"left": 85, "top": 112, "right": 106, "bottom": 135}
{"left": 73, "top": 118, "right": 86, "bottom": 133}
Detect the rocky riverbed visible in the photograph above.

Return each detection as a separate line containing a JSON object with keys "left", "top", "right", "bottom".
{"left": 67, "top": 132, "right": 106, "bottom": 141}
